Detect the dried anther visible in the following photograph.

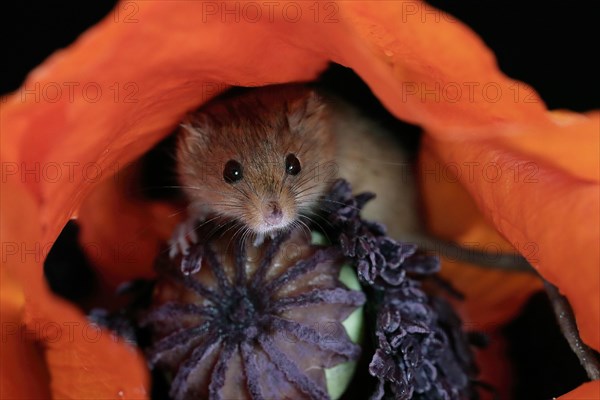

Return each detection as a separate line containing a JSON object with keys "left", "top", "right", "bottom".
{"left": 321, "top": 180, "right": 479, "bottom": 399}
{"left": 145, "top": 227, "right": 366, "bottom": 400}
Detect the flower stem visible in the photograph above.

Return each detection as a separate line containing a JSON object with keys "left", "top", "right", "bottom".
{"left": 544, "top": 280, "right": 600, "bottom": 380}
{"left": 402, "top": 234, "right": 534, "bottom": 272}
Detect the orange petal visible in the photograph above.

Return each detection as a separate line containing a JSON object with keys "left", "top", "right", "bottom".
{"left": 423, "top": 129, "right": 600, "bottom": 351}
{"left": 77, "top": 162, "right": 181, "bottom": 288}
{"left": 419, "top": 147, "right": 542, "bottom": 330}
{"left": 333, "top": 2, "right": 551, "bottom": 138}
{"left": 0, "top": 265, "right": 51, "bottom": 399}
{"left": 40, "top": 298, "right": 149, "bottom": 399}
{"left": 500, "top": 111, "right": 600, "bottom": 182}
{"left": 559, "top": 381, "right": 600, "bottom": 399}
{"left": 0, "top": 177, "right": 149, "bottom": 399}
{"left": 1, "top": 0, "right": 558, "bottom": 243}
{"left": 418, "top": 147, "right": 543, "bottom": 393}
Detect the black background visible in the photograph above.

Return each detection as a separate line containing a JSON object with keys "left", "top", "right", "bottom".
{"left": 1, "top": 1, "right": 598, "bottom": 111}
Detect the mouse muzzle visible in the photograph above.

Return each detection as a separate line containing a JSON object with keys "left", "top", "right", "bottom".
{"left": 262, "top": 200, "right": 284, "bottom": 227}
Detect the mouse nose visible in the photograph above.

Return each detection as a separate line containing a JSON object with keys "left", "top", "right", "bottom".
{"left": 262, "top": 200, "right": 283, "bottom": 226}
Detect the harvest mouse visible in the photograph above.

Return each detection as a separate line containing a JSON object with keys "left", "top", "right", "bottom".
{"left": 169, "top": 83, "right": 529, "bottom": 274}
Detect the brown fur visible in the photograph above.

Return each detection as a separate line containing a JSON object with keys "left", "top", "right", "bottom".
{"left": 177, "top": 84, "right": 337, "bottom": 235}
{"left": 175, "top": 84, "right": 530, "bottom": 272}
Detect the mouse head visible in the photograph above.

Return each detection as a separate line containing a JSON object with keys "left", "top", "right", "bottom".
{"left": 177, "top": 85, "right": 338, "bottom": 236}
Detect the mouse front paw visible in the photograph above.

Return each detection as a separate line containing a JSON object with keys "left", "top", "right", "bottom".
{"left": 168, "top": 218, "right": 205, "bottom": 275}
{"left": 168, "top": 218, "right": 200, "bottom": 259}
{"left": 180, "top": 244, "right": 203, "bottom": 276}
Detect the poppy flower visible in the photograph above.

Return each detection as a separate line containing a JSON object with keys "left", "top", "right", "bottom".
{"left": 1, "top": 1, "right": 598, "bottom": 399}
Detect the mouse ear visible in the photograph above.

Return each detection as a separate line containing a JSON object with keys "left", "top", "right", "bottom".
{"left": 179, "top": 112, "right": 211, "bottom": 145}
{"left": 286, "top": 89, "right": 325, "bottom": 129}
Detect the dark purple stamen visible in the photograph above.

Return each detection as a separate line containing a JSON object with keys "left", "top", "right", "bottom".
{"left": 321, "top": 179, "right": 479, "bottom": 400}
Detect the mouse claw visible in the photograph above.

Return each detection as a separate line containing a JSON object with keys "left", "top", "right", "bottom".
{"left": 168, "top": 218, "right": 200, "bottom": 259}
{"left": 181, "top": 245, "right": 203, "bottom": 276}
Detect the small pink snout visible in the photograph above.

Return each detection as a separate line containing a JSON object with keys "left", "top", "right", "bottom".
{"left": 262, "top": 201, "right": 283, "bottom": 226}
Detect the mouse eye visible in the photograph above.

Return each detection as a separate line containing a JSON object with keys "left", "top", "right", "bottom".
{"left": 223, "top": 160, "right": 243, "bottom": 184}
{"left": 285, "top": 153, "right": 301, "bottom": 176}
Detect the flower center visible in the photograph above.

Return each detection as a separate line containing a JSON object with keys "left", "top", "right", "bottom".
{"left": 220, "top": 288, "right": 261, "bottom": 337}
